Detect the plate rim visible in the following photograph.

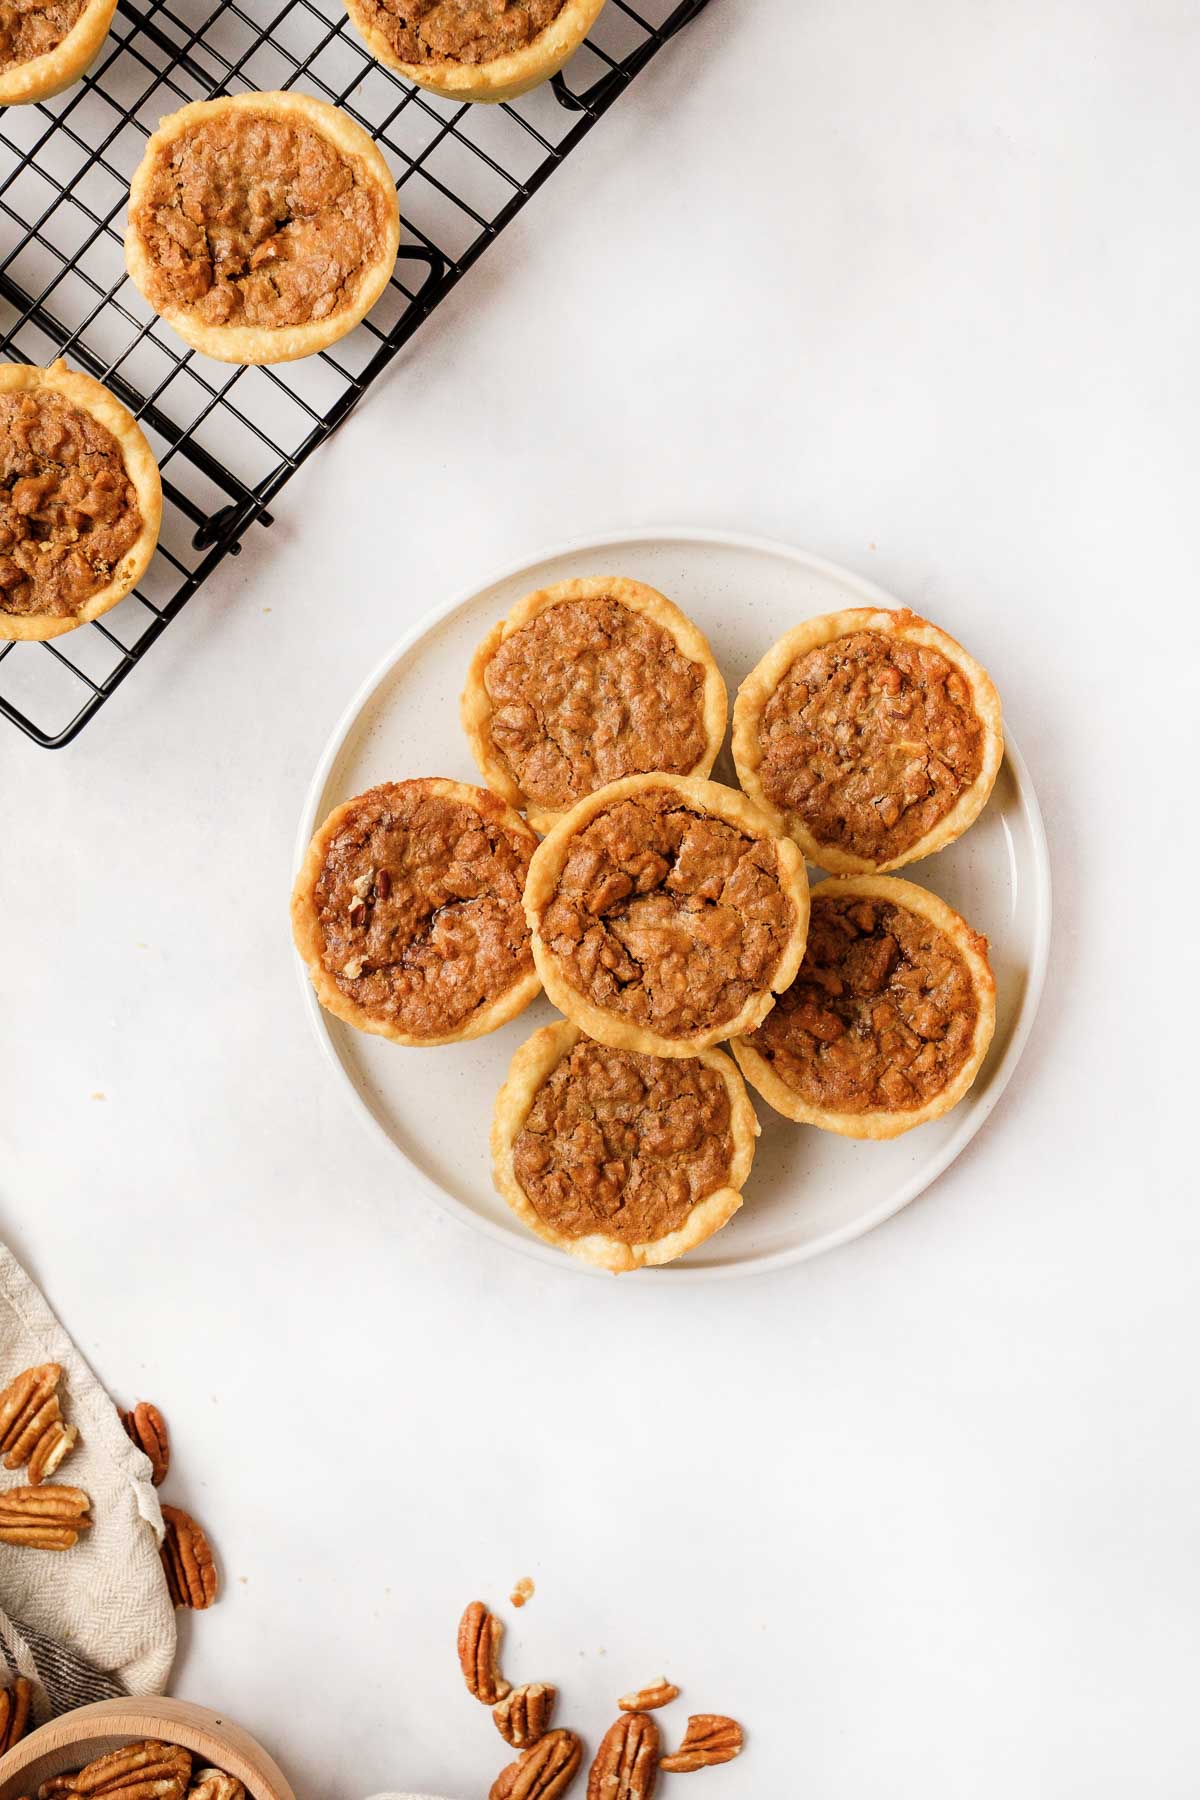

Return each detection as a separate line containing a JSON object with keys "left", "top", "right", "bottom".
{"left": 292, "top": 525, "right": 1053, "bottom": 1283}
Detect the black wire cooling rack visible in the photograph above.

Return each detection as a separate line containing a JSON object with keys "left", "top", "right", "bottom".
{"left": 0, "top": 0, "right": 712, "bottom": 747}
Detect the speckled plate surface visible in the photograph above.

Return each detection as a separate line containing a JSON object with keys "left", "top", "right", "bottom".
{"left": 293, "top": 529, "right": 1051, "bottom": 1280}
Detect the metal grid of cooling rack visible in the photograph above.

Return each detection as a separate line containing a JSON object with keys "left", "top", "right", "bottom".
{"left": 0, "top": 0, "right": 712, "bottom": 747}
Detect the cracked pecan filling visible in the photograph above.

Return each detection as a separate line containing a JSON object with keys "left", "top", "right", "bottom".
{"left": 0, "top": 0, "right": 86, "bottom": 70}
{"left": 486, "top": 598, "right": 709, "bottom": 812}
{"left": 538, "top": 788, "right": 796, "bottom": 1040}
{"left": 514, "top": 1041, "right": 734, "bottom": 1244}
{"left": 757, "top": 629, "right": 984, "bottom": 861}
{"left": 356, "top": 0, "right": 567, "bottom": 64}
{"left": 313, "top": 782, "right": 535, "bottom": 1038}
{"left": 0, "top": 391, "right": 142, "bottom": 621}
{"left": 132, "top": 111, "right": 391, "bottom": 332}
{"left": 744, "top": 893, "right": 979, "bottom": 1113}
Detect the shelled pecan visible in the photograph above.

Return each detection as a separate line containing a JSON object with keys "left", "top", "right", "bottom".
{"left": 587, "top": 1713, "right": 659, "bottom": 1799}
{"left": 660, "top": 1715, "right": 743, "bottom": 1773}
{"left": 119, "top": 1402, "right": 170, "bottom": 1486}
{"left": 0, "top": 1364, "right": 79, "bottom": 1486}
{"left": 0, "top": 1484, "right": 91, "bottom": 1550}
{"left": 459, "top": 1600, "right": 511, "bottom": 1704}
{"left": 0, "top": 1677, "right": 33, "bottom": 1755}
{"left": 494, "top": 1682, "right": 557, "bottom": 1749}
{"left": 490, "top": 1729, "right": 582, "bottom": 1800}
{"left": 187, "top": 1771, "right": 245, "bottom": 1800}
{"left": 617, "top": 1680, "right": 678, "bottom": 1714}
{"left": 160, "top": 1505, "right": 218, "bottom": 1609}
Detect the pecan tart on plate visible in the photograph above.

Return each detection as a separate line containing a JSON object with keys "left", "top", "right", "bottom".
{"left": 524, "top": 773, "right": 809, "bottom": 1059}
{"left": 0, "top": 361, "right": 161, "bottom": 643}
{"left": 732, "top": 875, "right": 996, "bottom": 1138}
{"left": 462, "top": 576, "right": 728, "bottom": 834}
{"left": 291, "top": 778, "right": 541, "bottom": 1047}
{"left": 342, "top": 0, "right": 607, "bottom": 103}
{"left": 492, "top": 1020, "right": 758, "bottom": 1270}
{"left": 733, "top": 607, "right": 1003, "bottom": 874}
{"left": 125, "top": 92, "right": 400, "bottom": 365}
{"left": 0, "top": 0, "right": 116, "bottom": 104}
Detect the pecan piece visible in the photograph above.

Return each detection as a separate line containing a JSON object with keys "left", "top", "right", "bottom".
{"left": 587, "top": 1713, "right": 659, "bottom": 1800}
{"left": 187, "top": 1771, "right": 245, "bottom": 1800}
{"left": 0, "top": 1483, "right": 91, "bottom": 1550}
{"left": 160, "top": 1506, "right": 218, "bottom": 1609}
{"left": 490, "top": 1729, "right": 581, "bottom": 1800}
{"left": 660, "top": 1715, "right": 743, "bottom": 1772}
{"left": 494, "top": 1682, "right": 557, "bottom": 1748}
{"left": 28, "top": 1421, "right": 78, "bottom": 1486}
{"left": 458, "top": 1600, "right": 511, "bottom": 1704}
{"left": 0, "top": 1677, "right": 34, "bottom": 1755}
{"left": 119, "top": 1402, "right": 170, "bottom": 1486}
{"left": 617, "top": 1680, "right": 678, "bottom": 1714}
{"left": 0, "top": 1364, "right": 61, "bottom": 1454}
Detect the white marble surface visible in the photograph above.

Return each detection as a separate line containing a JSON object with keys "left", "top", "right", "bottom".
{"left": 2, "top": 0, "right": 1198, "bottom": 1794}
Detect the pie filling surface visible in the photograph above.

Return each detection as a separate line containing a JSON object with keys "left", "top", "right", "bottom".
{"left": 537, "top": 788, "right": 795, "bottom": 1040}
{"left": 133, "top": 111, "right": 391, "bottom": 332}
{"left": 0, "top": 0, "right": 86, "bottom": 71}
{"left": 356, "top": 0, "right": 567, "bottom": 65}
{"left": 757, "top": 630, "right": 984, "bottom": 861}
{"left": 514, "top": 1040, "right": 735, "bottom": 1244}
{"left": 485, "top": 597, "right": 709, "bottom": 812}
{"left": 313, "top": 783, "right": 534, "bottom": 1038}
{"left": 743, "top": 892, "right": 979, "bottom": 1113}
{"left": 0, "top": 390, "right": 142, "bottom": 621}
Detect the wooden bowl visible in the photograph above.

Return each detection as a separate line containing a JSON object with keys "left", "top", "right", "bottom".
{"left": 0, "top": 1698, "right": 295, "bottom": 1800}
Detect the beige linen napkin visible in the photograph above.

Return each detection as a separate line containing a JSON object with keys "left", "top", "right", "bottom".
{"left": 0, "top": 1242, "right": 175, "bottom": 1719}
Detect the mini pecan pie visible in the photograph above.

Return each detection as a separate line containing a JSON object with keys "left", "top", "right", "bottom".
{"left": 732, "top": 876, "right": 995, "bottom": 1137}
{"left": 524, "top": 773, "right": 809, "bottom": 1058}
{"left": 0, "top": 0, "right": 116, "bottom": 104}
{"left": 343, "top": 0, "right": 606, "bottom": 103}
{"left": 492, "top": 1020, "right": 758, "bottom": 1270}
{"left": 291, "top": 778, "right": 541, "bottom": 1046}
{"left": 462, "top": 576, "right": 727, "bottom": 834}
{"left": 125, "top": 92, "right": 400, "bottom": 366}
{"left": 0, "top": 361, "right": 161, "bottom": 643}
{"left": 733, "top": 607, "right": 1004, "bottom": 874}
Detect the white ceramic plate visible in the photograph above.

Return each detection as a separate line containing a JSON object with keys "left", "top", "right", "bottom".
{"left": 294, "top": 529, "right": 1051, "bottom": 1281}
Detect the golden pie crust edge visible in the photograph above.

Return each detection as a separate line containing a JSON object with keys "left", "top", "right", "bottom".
{"left": 491, "top": 1018, "right": 759, "bottom": 1272}
{"left": 290, "top": 776, "right": 543, "bottom": 1047}
{"left": 0, "top": 360, "right": 163, "bottom": 644}
{"left": 524, "top": 771, "right": 811, "bottom": 1059}
{"left": 731, "top": 873, "right": 997, "bottom": 1140}
{"left": 731, "top": 606, "right": 1005, "bottom": 875}
{"left": 0, "top": 0, "right": 117, "bottom": 104}
{"left": 124, "top": 91, "right": 401, "bottom": 367}
{"left": 461, "top": 575, "right": 729, "bottom": 834}
{"left": 343, "top": 0, "right": 607, "bottom": 103}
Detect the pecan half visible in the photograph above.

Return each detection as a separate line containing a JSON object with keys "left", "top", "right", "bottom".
{"left": 3, "top": 1394, "right": 62, "bottom": 1471}
{"left": 187, "top": 1771, "right": 245, "bottom": 1800}
{"left": 587, "top": 1713, "right": 659, "bottom": 1800}
{"left": 28, "top": 1421, "right": 78, "bottom": 1486}
{"left": 0, "top": 1483, "right": 91, "bottom": 1550}
{"left": 119, "top": 1402, "right": 170, "bottom": 1486}
{"left": 458, "top": 1600, "right": 511, "bottom": 1704}
{"left": 617, "top": 1680, "right": 678, "bottom": 1714}
{"left": 160, "top": 1506, "right": 218, "bottom": 1609}
{"left": 72, "top": 1741, "right": 192, "bottom": 1794}
{"left": 490, "top": 1729, "right": 581, "bottom": 1800}
{"left": 494, "top": 1682, "right": 557, "bottom": 1748}
{"left": 0, "top": 1364, "right": 61, "bottom": 1454}
{"left": 0, "top": 1677, "right": 33, "bottom": 1755}
{"left": 660, "top": 1715, "right": 743, "bottom": 1772}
